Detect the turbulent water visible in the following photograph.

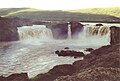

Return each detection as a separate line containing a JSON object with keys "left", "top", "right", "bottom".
{"left": 0, "top": 23, "right": 118, "bottom": 78}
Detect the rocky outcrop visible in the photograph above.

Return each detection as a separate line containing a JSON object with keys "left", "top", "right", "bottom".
{"left": 49, "top": 21, "right": 84, "bottom": 39}
{"left": 69, "top": 21, "right": 84, "bottom": 39}
{"left": 55, "top": 50, "right": 85, "bottom": 58}
{"left": 51, "top": 22, "right": 68, "bottom": 39}
{"left": 55, "top": 67, "right": 120, "bottom": 81}
{"left": 0, "top": 17, "right": 19, "bottom": 41}
{"left": 0, "top": 17, "right": 51, "bottom": 41}
{"left": 84, "top": 48, "right": 94, "bottom": 52}
{"left": 31, "top": 44, "right": 120, "bottom": 81}
{"left": 110, "top": 26, "right": 120, "bottom": 45}
{"left": 32, "top": 44, "right": 120, "bottom": 81}
{"left": 0, "top": 73, "right": 30, "bottom": 81}
{"left": 32, "top": 64, "right": 76, "bottom": 81}
{"left": 96, "top": 23, "right": 103, "bottom": 26}
{"left": 55, "top": 44, "right": 120, "bottom": 81}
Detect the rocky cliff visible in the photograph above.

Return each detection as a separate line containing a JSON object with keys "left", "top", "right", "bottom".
{"left": 110, "top": 26, "right": 120, "bottom": 45}
{"left": 0, "top": 17, "right": 19, "bottom": 41}
{"left": 0, "top": 17, "right": 49, "bottom": 41}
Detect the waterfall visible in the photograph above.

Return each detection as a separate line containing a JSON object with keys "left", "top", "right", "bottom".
{"left": 18, "top": 25, "right": 53, "bottom": 41}
{"left": 86, "top": 26, "right": 110, "bottom": 36}
{"left": 67, "top": 24, "right": 72, "bottom": 39}
{"left": 77, "top": 25, "right": 110, "bottom": 46}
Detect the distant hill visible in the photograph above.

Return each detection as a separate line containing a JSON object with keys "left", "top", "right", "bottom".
{"left": 0, "top": 7, "right": 120, "bottom": 22}
{"left": 67, "top": 7, "right": 120, "bottom": 18}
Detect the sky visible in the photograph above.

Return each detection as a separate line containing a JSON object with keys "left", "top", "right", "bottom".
{"left": 0, "top": 0, "right": 120, "bottom": 10}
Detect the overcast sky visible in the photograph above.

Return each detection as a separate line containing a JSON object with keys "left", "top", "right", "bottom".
{"left": 0, "top": 0, "right": 120, "bottom": 10}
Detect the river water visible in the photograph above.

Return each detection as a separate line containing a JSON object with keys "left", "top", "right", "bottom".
{"left": 0, "top": 23, "right": 119, "bottom": 78}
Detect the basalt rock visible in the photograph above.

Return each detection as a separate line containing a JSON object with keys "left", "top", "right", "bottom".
{"left": 0, "top": 73, "right": 30, "bottom": 81}
{"left": 0, "top": 17, "right": 19, "bottom": 41}
{"left": 55, "top": 67, "right": 120, "bottom": 81}
{"left": 64, "top": 47, "right": 69, "bottom": 49}
{"left": 96, "top": 23, "right": 103, "bottom": 26}
{"left": 85, "top": 48, "right": 94, "bottom": 52}
{"left": 69, "top": 21, "right": 84, "bottom": 39}
{"left": 32, "top": 64, "right": 76, "bottom": 81}
{"left": 55, "top": 50, "right": 85, "bottom": 57}
{"left": 110, "top": 26, "right": 120, "bottom": 45}
{"left": 51, "top": 22, "right": 68, "bottom": 39}
{"left": 73, "top": 44, "right": 120, "bottom": 71}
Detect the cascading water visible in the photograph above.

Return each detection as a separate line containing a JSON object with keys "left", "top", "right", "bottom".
{"left": 0, "top": 23, "right": 113, "bottom": 78}
{"left": 18, "top": 25, "right": 53, "bottom": 41}
{"left": 76, "top": 25, "right": 110, "bottom": 47}
{"left": 67, "top": 24, "right": 72, "bottom": 39}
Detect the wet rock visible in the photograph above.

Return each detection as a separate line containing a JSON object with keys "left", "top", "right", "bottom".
{"left": 96, "top": 23, "right": 103, "bottom": 26}
{"left": 64, "top": 47, "right": 69, "bottom": 49}
{"left": 85, "top": 48, "right": 94, "bottom": 52}
{"left": 0, "top": 17, "right": 19, "bottom": 41}
{"left": 51, "top": 22, "right": 68, "bottom": 39}
{"left": 32, "top": 64, "right": 76, "bottom": 81}
{"left": 69, "top": 21, "right": 84, "bottom": 39}
{"left": 0, "top": 73, "right": 30, "bottom": 81}
{"left": 110, "top": 26, "right": 120, "bottom": 45}
{"left": 55, "top": 50, "right": 85, "bottom": 57}
{"left": 55, "top": 50, "right": 59, "bottom": 54}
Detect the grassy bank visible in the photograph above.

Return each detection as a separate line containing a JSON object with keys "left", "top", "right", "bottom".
{"left": 0, "top": 7, "right": 120, "bottom": 22}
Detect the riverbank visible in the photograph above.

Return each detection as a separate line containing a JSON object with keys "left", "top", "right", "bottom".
{"left": 0, "top": 42, "right": 119, "bottom": 81}
{"left": 31, "top": 44, "right": 120, "bottom": 81}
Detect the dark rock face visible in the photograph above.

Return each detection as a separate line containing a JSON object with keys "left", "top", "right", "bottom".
{"left": 0, "top": 17, "right": 48, "bottom": 41}
{"left": 96, "top": 23, "right": 103, "bottom": 26}
{"left": 32, "top": 64, "right": 76, "bottom": 81}
{"left": 73, "top": 45, "right": 120, "bottom": 71}
{"left": 0, "top": 73, "right": 30, "bottom": 81}
{"left": 0, "top": 17, "right": 19, "bottom": 41}
{"left": 110, "top": 26, "right": 120, "bottom": 45}
{"left": 49, "top": 64, "right": 76, "bottom": 76}
{"left": 84, "top": 48, "right": 94, "bottom": 52}
{"left": 51, "top": 23, "right": 68, "bottom": 39}
{"left": 69, "top": 21, "right": 84, "bottom": 39}
{"left": 55, "top": 50, "right": 85, "bottom": 57}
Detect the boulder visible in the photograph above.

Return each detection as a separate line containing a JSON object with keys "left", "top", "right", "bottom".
{"left": 32, "top": 64, "right": 76, "bottom": 81}
{"left": 64, "top": 47, "right": 69, "bottom": 49}
{"left": 49, "top": 64, "right": 76, "bottom": 76}
{"left": 85, "top": 48, "right": 94, "bottom": 52}
{"left": 0, "top": 73, "right": 30, "bottom": 81}
{"left": 96, "top": 23, "right": 103, "bottom": 26}
{"left": 110, "top": 26, "right": 120, "bottom": 45}
{"left": 55, "top": 50, "right": 85, "bottom": 57}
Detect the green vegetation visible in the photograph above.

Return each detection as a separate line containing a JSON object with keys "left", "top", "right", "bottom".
{"left": 0, "top": 7, "right": 120, "bottom": 22}
{"left": 67, "top": 7, "right": 120, "bottom": 18}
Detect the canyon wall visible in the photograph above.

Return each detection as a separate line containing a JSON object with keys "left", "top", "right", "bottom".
{"left": 110, "top": 26, "right": 120, "bottom": 45}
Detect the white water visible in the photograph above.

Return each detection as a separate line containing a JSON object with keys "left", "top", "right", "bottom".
{"left": 0, "top": 24, "right": 113, "bottom": 78}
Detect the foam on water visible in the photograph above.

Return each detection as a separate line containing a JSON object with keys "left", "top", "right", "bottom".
{"left": 0, "top": 23, "right": 114, "bottom": 78}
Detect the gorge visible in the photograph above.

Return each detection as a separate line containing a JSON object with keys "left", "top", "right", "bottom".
{"left": 0, "top": 17, "right": 120, "bottom": 81}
